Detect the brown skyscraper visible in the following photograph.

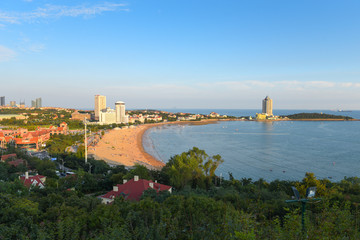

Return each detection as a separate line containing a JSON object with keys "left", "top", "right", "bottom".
{"left": 262, "top": 96, "right": 273, "bottom": 116}
{"left": 94, "top": 95, "right": 106, "bottom": 121}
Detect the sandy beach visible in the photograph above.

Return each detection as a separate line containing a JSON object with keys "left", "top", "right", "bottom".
{"left": 88, "top": 124, "right": 165, "bottom": 169}
{"left": 88, "top": 119, "right": 220, "bottom": 169}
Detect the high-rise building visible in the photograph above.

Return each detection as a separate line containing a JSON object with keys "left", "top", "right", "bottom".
{"left": 0, "top": 96, "right": 5, "bottom": 106}
{"left": 31, "top": 98, "right": 42, "bottom": 108}
{"left": 95, "top": 95, "right": 106, "bottom": 121}
{"left": 115, "top": 101, "right": 126, "bottom": 123}
{"left": 98, "top": 100, "right": 128, "bottom": 124}
{"left": 36, "top": 98, "right": 42, "bottom": 108}
{"left": 262, "top": 96, "right": 273, "bottom": 116}
{"left": 19, "top": 100, "right": 25, "bottom": 108}
{"left": 10, "top": 101, "right": 16, "bottom": 107}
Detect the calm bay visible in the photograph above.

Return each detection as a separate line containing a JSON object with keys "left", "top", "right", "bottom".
{"left": 143, "top": 109, "right": 360, "bottom": 182}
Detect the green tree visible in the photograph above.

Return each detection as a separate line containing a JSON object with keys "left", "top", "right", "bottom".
{"left": 295, "top": 172, "right": 327, "bottom": 197}
{"left": 163, "top": 147, "right": 224, "bottom": 189}
{"left": 124, "top": 164, "right": 151, "bottom": 180}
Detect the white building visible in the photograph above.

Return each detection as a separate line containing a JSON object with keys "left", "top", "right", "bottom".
{"left": 99, "top": 108, "right": 116, "bottom": 124}
{"left": 95, "top": 95, "right": 106, "bottom": 121}
{"left": 98, "top": 101, "right": 128, "bottom": 125}
{"left": 115, "top": 101, "right": 127, "bottom": 123}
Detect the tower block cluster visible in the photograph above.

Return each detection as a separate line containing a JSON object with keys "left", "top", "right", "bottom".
{"left": 94, "top": 95, "right": 128, "bottom": 124}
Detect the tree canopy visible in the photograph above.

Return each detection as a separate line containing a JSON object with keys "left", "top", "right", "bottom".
{"left": 162, "top": 147, "right": 224, "bottom": 189}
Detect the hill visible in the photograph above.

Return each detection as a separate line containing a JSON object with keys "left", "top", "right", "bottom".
{"left": 284, "top": 112, "right": 353, "bottom": 120}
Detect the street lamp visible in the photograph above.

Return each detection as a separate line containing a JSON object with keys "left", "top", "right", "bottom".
{"left": 84, "top": 118, "right": 87, "bottom": 164}
{"left": 286, "top": 186, "right": 321, "bottom": 236}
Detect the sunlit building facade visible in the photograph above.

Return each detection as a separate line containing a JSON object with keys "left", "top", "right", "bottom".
{"left": 262, "top": 96, "right": 273, "bottom": 116}
{"left": 94, "top": 95, "right": 106, "bottom": 121}
{"left": 0, "top": 96, "right": 5, "bottom": 106}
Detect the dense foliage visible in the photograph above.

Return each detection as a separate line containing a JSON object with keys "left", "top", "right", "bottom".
{"left": 0, "top": 109, "right": 76, "bottom": 130}
{"left": 46, "top": 134, "right": 85, "bottom": 155}
{"left": 284, "top": 113, "right": 353, "bottom": 120}
{"left": 0, "top": 147, "right": 359, "bottom": 239}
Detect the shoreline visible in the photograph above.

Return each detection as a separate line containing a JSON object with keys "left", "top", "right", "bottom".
{"left": 88, "top": 119, "right": 220, "bottom": 169}
{"left": 88, "top": 124, "right": 165, "bottom": 170}
{"left": 89, "top": 118, "right": 359, "bottom": 169}
{"left": 138, "top": 119, "right": 221, "bottom": 164}
{"left": 255, "top": 118, "right": 359, "bottom": 122}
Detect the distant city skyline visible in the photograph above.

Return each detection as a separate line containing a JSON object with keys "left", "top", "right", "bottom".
{"left": 1, "top": 1, "right": 360, "bottom": 110}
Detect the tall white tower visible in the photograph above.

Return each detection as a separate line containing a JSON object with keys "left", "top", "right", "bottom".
{"left": 262, "top": 96, "right": 273, "bottom": 116}
{"left": 115, "top": 101, "right": 126, "bottom": 123}
{"left": 95, "top": 95, "right": 106, "bottom": 121}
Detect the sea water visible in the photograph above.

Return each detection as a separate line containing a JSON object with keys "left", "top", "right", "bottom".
{"left": 143, "top": 110, "right": 360, "bottom": 182}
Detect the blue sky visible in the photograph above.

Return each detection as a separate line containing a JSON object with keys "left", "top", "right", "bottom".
{"left": 1, "top": 0, "right": 360, "bottom": 109}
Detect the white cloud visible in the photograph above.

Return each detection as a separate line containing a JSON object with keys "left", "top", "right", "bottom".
{"left": 0, "top": 45, "right": 16, "bottom": 62}
{"left": 0, "top": 12, "right": 19, "bottom": 24}
{"left": 28, "top": 43, "right": 45, "bottom": 53}
{"left": 306, "top": 81, "right": 336, "bottom": 88}
{"left": 99, "top": 80, "right": 360, "bottom": 109}
{"left": 245, "top": 80, "right": 276, "bottom": 88}
{"left": 0, "top": 2, "right": 128, "bottom": 25}
{"left": 4, "top": 79, "right": 360, "bottom": 109}
{"left": 198, "top": 80, "right": 277, "bottom": 90}
{"left": 193, "top": 80, "right": 360, "bottom": 102}
{"left": 340, "top": 82, "right": 353, "bottom": 88}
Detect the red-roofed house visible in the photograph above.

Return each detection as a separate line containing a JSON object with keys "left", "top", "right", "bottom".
{"left": 1, "top": 153, "right": 17, "bottom": 161}
{"left": 99, "top": 176, "right": 172, "bottom": 204}
{"left": 0, "top": 132, "right": 4, "bottom": 148}
{"left": 0, "top": 123, "right": 68, "bottom": 150}
{"left": 48, "top": 122, "right": 68, "bottom": 135}
{"left": 20, "top": 172, "right": 46, "bottom": 189}
{"left": 7, "top": 159, "right": 26, "bottom": 167}
{"left": 0, "top": 133, "right": 14, "bottom": 149}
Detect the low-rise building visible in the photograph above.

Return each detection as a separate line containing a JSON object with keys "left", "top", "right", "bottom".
{"left": 0, "top": 114, "right": 27, "bottom": 121}
{"left": 256, "top": 113, "right": 267, "bottom": 120}
{"left": 71, "top": 111, "right": 91, "bottom": 121}
{"left": 208, "top": 112, "right": 220, "bottom": 118}
{"left": 99, "top": 176, "right": 172, "bottom": 203}
{"left": 0, "top": 133, "right": 14, "bottom": 149}
{"left": 129, "top": 114, "right": 145, "bottom": 124}
{"left": 0, "top": 153, "right": 17, "bottom": 161}
{"left": 20, "top": 172, "right": 46, "bottom": 189}
{"left": 1, "top": 122, "right": 68, "bottom": 150}
{"left": 185, "top": 115, "right": 197, "bottom": 121}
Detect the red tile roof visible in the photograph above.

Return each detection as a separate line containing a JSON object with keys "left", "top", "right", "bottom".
{"left": 15, "top": 137, "right": 39, "bottom": 145}
{"left": 1, "top": 153, "right": 17, "bottom": 161}
{"left": 7, "top": 159, "right": 26, "bottom": 167}
{"left": 100, "top": 178, "right": 171, "bottom": 201}
{"left": 20, "top": 175, "right": 46, "bottom": 188}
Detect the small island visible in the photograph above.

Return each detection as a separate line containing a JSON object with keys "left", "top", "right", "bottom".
{"left": 283, "top": 113, "right": 354, "bottom": 120}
